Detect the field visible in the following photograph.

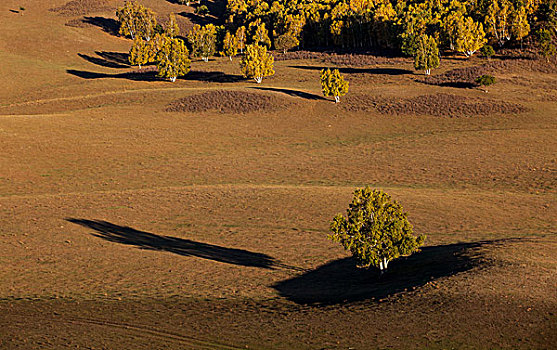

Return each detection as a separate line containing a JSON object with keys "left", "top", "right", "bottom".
{"left": 1, "top": 0, "right": 556, "bottom": 349}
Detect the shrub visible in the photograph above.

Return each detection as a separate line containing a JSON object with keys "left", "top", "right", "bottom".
{"left": 195, "top": 5, "right": 209, "bottom": 17}
{"left": 329, "top": 187, "right": 425, "bottom": 272}
{"left": 475, "top": 74, "right": 496, "bottom": 91}
{"left": 480, "top": 45, "right": 495, "bottom": 60}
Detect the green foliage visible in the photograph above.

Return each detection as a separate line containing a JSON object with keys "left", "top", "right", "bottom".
{"left": 157, "top": 37, "right": 191, "bottom": 82}
{"left": 475, "top": 74, "right": 496, "bottom": 91}
{"left": 239, "top": 44, "right": 274, "bottom": 83}
{"left": 329, "top": 187, "right": 425, "bottom": 271}
{"left": 187, "top": 24, "right": 217, "bottom": 61}
{"left": 275, "top": 32, "right": 299, "bottom": 54}
{"left": 116, "top": 0, "right": 157, "bottom": 41}
{"left": 320, "top": 68, "right": 349, "bottom": 103}
{"left": 195, "top": 5, "right": 209, "bottom": 17}
{"left": 414, "top": 34, "right": 439, "bottom": 75}
{"left": 481, "top": 44, "right": 495, "bottom": 59}
{"left": 537, "top": 28, "right": 556, "bottom": 62}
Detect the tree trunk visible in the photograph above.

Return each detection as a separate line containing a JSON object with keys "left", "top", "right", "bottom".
{"left": 170, "top": 76, "right": 176, "bottom": 82}
{"left": 334, "top": 95, "right": 340, "bottom": 103}
{"left": 255, "top": 76, "right": 262, "bottom": 84}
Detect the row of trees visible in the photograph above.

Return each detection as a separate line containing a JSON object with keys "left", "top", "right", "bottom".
{"left": 224, "top": 0, "right": 556, "bottom": 59}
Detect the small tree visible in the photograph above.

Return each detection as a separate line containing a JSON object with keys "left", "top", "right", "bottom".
{"left": 414, "top": 34, "right": 440, "bottom": 75}
{"left": 194, "top": 5, "right": 209, "bottom": 17}
{"left": 537, "top": 29, "right": 556, "bottom": 62}
{"left": 275, "top": 32, "right": 299, "bottom": 54}
{"left": 116, "top": 1, "right": 157, "bottom": 41}
{"left": 128, "top": 37, "right": 149, "bottom": 68}
{"left": 329, "top": 187, "right": 425, "bottom": 272}
{"left": 165, "top": 13, "right": 180, "bottom": 38}
{"left": 480, "top": 45, "right": 495, "bottom": 61}
{"left": 187, "top": 24, "right": 217, "bottom": 61}
{"left": 235, "top": 26, "right": 247, "bottom": 53}
{"left": 239, "top": 44, "right": 274, "bottom": 83}
{"left": 157, "top": 37, "right": 191, "bottom": 82}
{"left": 476, "top": 74, "right": 496, "bottom": 92}
{"left": 250, "top": 21, "right": 271, "bottom": 48}
{"left": 320, "top": 68, "right": 349, "bottom": 103}
{"left": 222, "top": 31, "right": 238, "bottom": 60}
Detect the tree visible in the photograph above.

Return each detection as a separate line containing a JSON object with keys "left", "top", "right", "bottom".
{"left": 481, "top": 44, "right": 495, "bottom": 60}
{"left": 165, "top": 13, "right": 180, "bottom": 38}
{"left": 537, "top": 29, "right": 556, "bottom": 62}
{"left": 128, "top": 37, "right": 149, "bottom": 68}
{"left": 222, "top": 31, "right": 238, "bottom": 60}
{"left": 235, "top": 26, "right": 247, "bottom": 53}
{"left": 195, "top": 5, "right": 209, "bottom": 17}
{"left": 187, "top": 24, "right": 217, "bottom": 61}
{"left": 414, "top": 34, "right": 439, "bottom": 75}
{"left": 239, "top": 44, "right": 275, "bottom": 83}
{"left": 116, "top": 0, "right": 157, "bottom": 41}
{"left": 157, "top": 37, "right": 191, "bottom": 82}
{"left": 329, "top": 187, "right": 425, "bottom": 272}
{"left": 455, "top": 17, "right": 487, "bottom": 57}
{"left": 320, "top": 68, "right": 349, "bottom": 103}
{"left": 485, "top": 0, "right": 513, "bottom": 47}
{"left": 512, "top": 6, "right": 530, "bottom": 49}
{"left": 476, "top": 74, "right": 496, "bottom": 92}
{"left": 275, "top": 32, "right": 299, "bottom": 54}
{"left": 251, "top": 21, "right": 271, "bottom": 48}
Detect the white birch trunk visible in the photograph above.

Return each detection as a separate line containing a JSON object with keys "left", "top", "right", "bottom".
{"left": 255, "top": 76, "right": 262, "bottom": 84}
{"left": 170, "top": 76, "right": 176, "bottom": 82}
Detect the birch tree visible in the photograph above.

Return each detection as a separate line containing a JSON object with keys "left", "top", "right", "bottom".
{"left": 329, "top": 187, "right": 425, "bottom": 272}
{"left": 239, "top": 44, "right": 274, "bottom": 83}
{"left": 157, "top": 37, "right": 191, "bottom": 82}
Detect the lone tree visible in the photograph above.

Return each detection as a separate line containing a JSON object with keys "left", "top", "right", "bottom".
{"left": 476, "top": 74, "right": 496, "bottom": 92}
{"left": 157, "top": 37, "right": 191, "bottom": 82}
{"left": 329, "top": 187, "right": 425, "bottom": 272}
{"left": 239, "top": 44, "right": 274, "bottom": 83}
{"left": 320, "top": 68, "right": 349, "bottom": 103}
{"left": 414, "top": 34, "right": 439, "bottom": 75}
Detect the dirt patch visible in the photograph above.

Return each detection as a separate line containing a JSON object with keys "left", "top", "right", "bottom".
{"left": 166, "top": 90, "right": 292, "bottom": 114}
{"left": 50, "top": 0, "right": 110, "bottom": 16}
{"left": 344, "top": 93, "right": 526, "bottom": 117}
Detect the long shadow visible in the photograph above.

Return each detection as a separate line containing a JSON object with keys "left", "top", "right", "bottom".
{"left": 67, "top": 219, "right": 277, "bottom": 269}
{"left": 78, "top": 53, "right": 129, "bottom": 69}
{"left": 67, "top": 69, "right": 161, "bottom": 81}
{"left": 178, "top": 11, "right": 213, "bottom": 26}
{"left": 67, "top": 69, "right": 243, "bottom": 83}
{"left": 274, "top": 240, "right": 497, "bottom": 305}
{"left": 96, "top": 51, "right": 130, "bottom": 65}
{"left": 82, "top": 16, "right": 119, "bottom": 36}
{"left": 289, "top": 65, "right": 413, "bottom": 75}
{"left": 250, "top": 87, "right": 327, "bottom": 101}
{"left": 184, "top": 70, "right": 245, "bottom": 83}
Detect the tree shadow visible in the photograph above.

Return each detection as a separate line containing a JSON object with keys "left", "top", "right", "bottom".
{"left": 67, "top": 69, "right": 161, "bottom": 81}
{"left": 78, "top": 53, "right": 130, "bottom": 69}
{"left": 184, "top": 70, "right": 245, "bottom": 83}
{"left": 178, "top": 11, "right": 213, "bottom": 26}
{"left": 67, "top": 219, "right": 277, "bottom": 269}
{"left": 289, "top": 65, "right": 413, "bottom": 75}
{"left": 418, "top": 79, "right": 477, "bottom": 89}
{"left": 250, "top": 87, "right": 327, "bottom": 101}
{"left": 82, "top": 16, "right": 120, "bottom": 36}
{"left": 274, "top": 240, "right": 499, "bottom": 305}
{"left": 96, "top": 51, "right": 130, "bottom": 65}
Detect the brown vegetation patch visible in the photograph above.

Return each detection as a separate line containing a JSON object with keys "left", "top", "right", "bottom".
{"left": 166, "top": 90, "right": 291, "bottom": 114}
{"left": 344, "top": 93, "right": 526, "bottom": 117}
{"left": 50, "top": 0, "right": 110, "bottom": 16}
{"left": 275, "top": 51, "right": 403, "bottom": 66}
